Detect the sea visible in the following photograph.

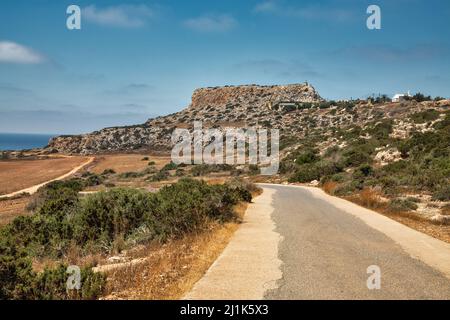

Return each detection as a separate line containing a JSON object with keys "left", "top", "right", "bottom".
{"left": 0, "top": 133, "right": 56, "bottom": 151}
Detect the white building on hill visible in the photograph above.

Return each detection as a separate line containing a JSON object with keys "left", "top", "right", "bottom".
{"left": 392, "top": 91, "right": 411, "bottom": 102}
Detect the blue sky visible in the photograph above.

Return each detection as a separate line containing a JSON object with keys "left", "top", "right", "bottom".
{"left": 0, "top": 0, "right": 449, "bottom": 134}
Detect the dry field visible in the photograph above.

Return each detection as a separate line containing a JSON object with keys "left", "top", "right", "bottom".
{"left": 89, "top": 154, "right": 172, "bottom": 174}
{"left": 0, "top": 156, "right": 89, "bottom": 195}
{"left": 0, "top": 196, "right": 30, "bottom": 226}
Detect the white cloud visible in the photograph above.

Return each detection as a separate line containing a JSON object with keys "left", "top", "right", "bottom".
{"left": 83, "top": 4, "right": 154, "bottom": 28}
{"left": 254, "top": 1, "right": 278, "bottom": 14}
{"left": 184, "top": 14, "right": 237, "bottom": 32}
{"left": 0, "top": 41, "right": 45, "bottom": 64}
{"left": 253, "top": 1, "right": 353, "bottom": 22}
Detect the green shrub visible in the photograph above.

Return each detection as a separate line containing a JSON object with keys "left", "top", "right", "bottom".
{"left": 366, "top": 120, "right": 393, "bottom": 140}
{"left": 248, "top": 164, "right": 260, "bottom": 175}
{"left": 74, "top": 188, "right": 153, "bottom": 245}
{"left": 191, "top": 164, "right": 232, "bottom": 176}
{"left": 175, "top": 168, "right": 185, "bottom": 177}
{"left": 118, "top": 171, "right": 143, "bottom": 179}
{"left": 0, "top": 238, "right": 35, "bottom": 299}
{"left": 0, "top": 178, "right": 255, "bottom": 299}
{"left": 279, "top": 160, "right": 297, "bottom": 175}
{"left": 26, "top": 179, "right": 82, "bottom": 224}
{"left": 0, "top": 242, "right": 106, "bottom": 300}
{"left": 144, "top": 179, "right": 250, "bottom": 241}
{"left": 161, "top": 161, "right": 178, "bottom": 171}
{"left": 225, "top": 179, "right": 253, "bottom": 203}
{"left": 45, "top": 179, "right": 85, "bottom": 193}
{"left": 406, "top": 197, "right": 420, "bottom": 203}
{"left": 412, "top": 92, "right": 432, "bottom": 102}
{"left": 388, "top": 199, "right": 418, "bottom": 212}
{"left": 342, "top": 146, "right": 372, "bottom": 167}
{"left": 329, "top": 173, "right": 346, "bottom": 183}
{"left": 290, "top": 161, "right": 342, "bottom": 183}
{"left": 295, "top": 149, "right": 319, "bottom": 165}
{"left": 410, "top": 109, "right": 440, "bottom": 124}
{"left": 432, "top": 185, "right": 450, "bottom": 201}
{"left": 323, "top": 146, "right": 340, "bottom": 158}
{"left": 334, "top": 180, "right": 362, "bottom": 196}
{"left": 34, "top": 265, "right": 106, "bottom": 300}
{"left": 148, "top": 170, "right": 170, "bottom": 182}
{"left": 2, "top": 178, "right": 255, "bottom": 261}
{"left": 353, "top": 164, "right": 374, "bottom": 179}
{"left": 85, "top": 174, "right": 104, "bottom": 187}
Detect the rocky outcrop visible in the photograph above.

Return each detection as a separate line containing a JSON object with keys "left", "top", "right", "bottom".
{"left": 374, "top": 148, "right": 402, "bottom": 166}
{"left": 189, "top": 83, "right": 321, "bottom": 110}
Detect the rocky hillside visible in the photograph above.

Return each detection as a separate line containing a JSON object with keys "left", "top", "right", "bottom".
{"left": 47, "top": 83, "right": 321, "bottom": 154}
{"left": 46, "top": 83, "right": 449, "bottom": 155}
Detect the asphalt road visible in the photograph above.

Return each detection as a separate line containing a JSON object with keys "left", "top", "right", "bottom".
{"left": 263, "top": 184, "right": 450, "bottom": 299}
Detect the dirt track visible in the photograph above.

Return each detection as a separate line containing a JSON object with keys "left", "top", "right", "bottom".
{"left": 0, "top": 157, "right": 94, "bottom": 198}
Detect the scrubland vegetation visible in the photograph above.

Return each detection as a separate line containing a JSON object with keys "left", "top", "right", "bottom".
{"left": 283, "top": 109, "right": 450, "bottom": 217}
{"left": 0, "top": 177, "right": 255, "bottom": 299}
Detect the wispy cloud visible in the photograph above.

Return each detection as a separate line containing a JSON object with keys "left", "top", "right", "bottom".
{"left": 254, "top": 1, "right": 279, "bottom": 14}
{"left": 184, "top": 14, "right": 237, "bottom": 32}
{"left": 0, "top": 41, "right": 45, "bottom": 64}
{"left": 83, "top": 4, "right": 155, "bottom": 28}
{"left": 253, "top": 1, "right": 354, "bottom": 22}
{"left": 104, "top": 83, "right": 154, "bottom": 95}
{"left": 122, "top": 103, "right": 149, "bottom": 109}
{"left": 0, "top": 83, "right": 33, "bottom": 94}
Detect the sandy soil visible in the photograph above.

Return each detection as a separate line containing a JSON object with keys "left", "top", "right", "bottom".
{"left": 89, "top": 154, "right": 171, "bottom": 174}
{"left": 0, "top": 156, "right": 90, "bottom": 195}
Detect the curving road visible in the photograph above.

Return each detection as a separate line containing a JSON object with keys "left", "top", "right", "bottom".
{"left": 186, "top": 184, "right": 450, "bottom": 300}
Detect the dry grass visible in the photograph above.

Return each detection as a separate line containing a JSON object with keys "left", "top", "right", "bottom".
{"left": 0, "top": 156, "right": 89, "bottom": 195}
{"left": 358, "top": 188, "right": 383, "bottom": 209}
{"left": 344, "top": 190, "right": 450, "bottom": 244}
{"left": 381, "top": 212, "right": 450, "bottom": 243}
{"left": 89, "top": 154, "right": 171, "bottom": 175}
{"left": 0, "top": 195, "right": 30, "bottom": 226}
{"left": 322, "top": 181, "right": 338, "bottom": 195}
{"left": 100, "top": 201, "right": 249, "bottom": 300}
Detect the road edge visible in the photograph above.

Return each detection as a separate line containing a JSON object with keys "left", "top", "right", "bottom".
{"left": 184, "top": 188, "right": 283, "bottom": 300}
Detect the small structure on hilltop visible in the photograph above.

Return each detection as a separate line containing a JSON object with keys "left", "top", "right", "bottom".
{"left": 392, "top": 91, "right": 411, "bottom": 102}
